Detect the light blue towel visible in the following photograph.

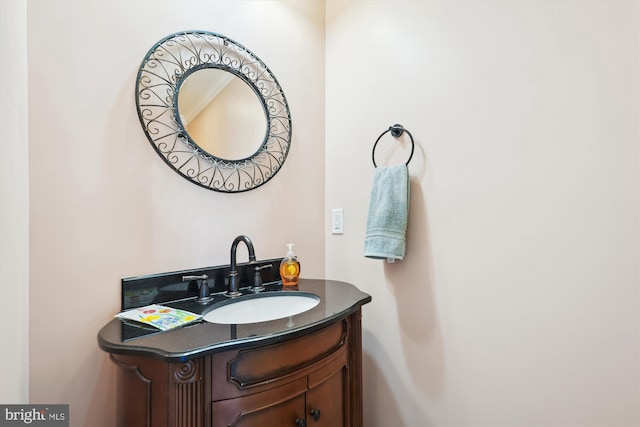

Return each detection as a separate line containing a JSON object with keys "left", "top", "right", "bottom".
{"left": 364, "top": 164, "right": 410, "bottom": 262}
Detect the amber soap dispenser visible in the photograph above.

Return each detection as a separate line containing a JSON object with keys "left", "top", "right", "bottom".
{"left": 280, "top": 243, "right": 301, "bottom": 287}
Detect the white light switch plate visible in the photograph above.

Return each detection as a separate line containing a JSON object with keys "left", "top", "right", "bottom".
{"left": 332, "top": 208, "right": 344, "bottom": 234}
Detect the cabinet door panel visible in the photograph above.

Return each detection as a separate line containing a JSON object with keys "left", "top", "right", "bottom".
{"left": 212, "top": 378, "right": 306, "bottom": 427}
{"left": 307, "top": 365, "right": 349, "bottom": 427}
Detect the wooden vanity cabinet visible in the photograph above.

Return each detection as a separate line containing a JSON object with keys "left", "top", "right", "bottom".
{"left": 211, "top": 337, "right": 350, "bottom": 427}
{"left": 110, "top": 309, "right": 363, "bottom": 427}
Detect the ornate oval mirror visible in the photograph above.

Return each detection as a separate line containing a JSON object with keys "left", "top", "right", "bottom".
{"left": 136, "top": 31, "right": 292, "bottom": 192}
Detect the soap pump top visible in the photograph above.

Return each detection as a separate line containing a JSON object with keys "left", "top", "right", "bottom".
{"left": 285, "top": 244, "right": 295, "bottom": 258}
{"left": 280, "top": 243, "right": 300, "bottom": 287}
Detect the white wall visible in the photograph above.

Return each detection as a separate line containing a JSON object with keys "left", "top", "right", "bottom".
{"left": 325, "top": 1, "right": 639, "bottom": 426}
{"left": 0, "top": 0, "right": 29, "bottom": 404}
{"left": 27, "top": 1, "right": 325, "bottom": 425}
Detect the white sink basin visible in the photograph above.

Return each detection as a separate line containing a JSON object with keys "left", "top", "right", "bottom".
{"left": 203, "top": 293, "right": 320, "bottom": 324}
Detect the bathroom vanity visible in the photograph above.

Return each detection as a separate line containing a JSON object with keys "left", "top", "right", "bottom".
{"left": 125, "top": 23, "right": 368, "bottom": 424}
{"left": 98, "top": 277, "right": 371, "bottom": 427}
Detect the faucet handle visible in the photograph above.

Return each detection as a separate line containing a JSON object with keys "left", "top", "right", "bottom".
{"left": 182, "top": 274, "right": 212, "bottom": 304}
{"left": 182, "top": 274, "right": 208, "bottom": 281}
{"left": 252, "top": 264, "right": 273, "bottom": 292}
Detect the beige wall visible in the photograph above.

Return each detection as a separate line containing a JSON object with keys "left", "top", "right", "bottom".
{"left": 325, "top": 1, "right": 639, "bottom": 426}
{"left": 0, "top": 0, "right": 29, "bottom": 404}
{"left": 26, "top": 1, "right": 325, "bottom": 425}
{"left": 6, "top": 0, "right": 639, "bottom": 426}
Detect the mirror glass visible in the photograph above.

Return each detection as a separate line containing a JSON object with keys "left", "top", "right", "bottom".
{"left": 177, "top": 69, "right": 266, "bottom": 160}
{"left": 135, "top": 31, "right": 291, "bottom": 193}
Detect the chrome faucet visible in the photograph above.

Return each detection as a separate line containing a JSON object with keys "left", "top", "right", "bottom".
{"left": 227, "top": 235, "right": 256, "bottom": 297}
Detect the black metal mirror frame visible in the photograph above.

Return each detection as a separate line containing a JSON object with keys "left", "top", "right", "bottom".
{"left": 136, "top": 30, "right": 292, "bottom": 192}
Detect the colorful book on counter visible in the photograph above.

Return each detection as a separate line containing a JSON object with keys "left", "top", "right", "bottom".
{"left": 116, "top": 304, "right": 202, "bottom": 331}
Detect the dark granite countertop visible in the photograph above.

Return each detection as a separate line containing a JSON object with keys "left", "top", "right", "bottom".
{"left": 98, "top": 279, "right": 371, "bottom": 362}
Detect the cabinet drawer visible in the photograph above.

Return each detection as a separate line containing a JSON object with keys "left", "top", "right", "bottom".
{"left": 211, "top": 318, "right": 349, "bottom": 400}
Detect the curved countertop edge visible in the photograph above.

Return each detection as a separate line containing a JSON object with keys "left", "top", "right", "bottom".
{"left": 98, "top": 279, "right": 372, "bottom": 362}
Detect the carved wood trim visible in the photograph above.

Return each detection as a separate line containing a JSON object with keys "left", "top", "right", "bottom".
{"left": 172, "top": 360, "right": 202, "bottom": 383}
{"left": 169, "top": 359, "right": 205, "bottom": 427}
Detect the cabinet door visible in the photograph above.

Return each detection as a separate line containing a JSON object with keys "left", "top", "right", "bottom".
{"left": 306, "top": 359, "right": 350, "bottom": 427}
{"left": 212, "top": 378, "right": 307, "bottom": 427}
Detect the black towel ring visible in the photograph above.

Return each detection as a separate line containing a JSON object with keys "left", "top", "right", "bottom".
{"left": 372, "top": 124, "right": 415, "bottom": 167}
